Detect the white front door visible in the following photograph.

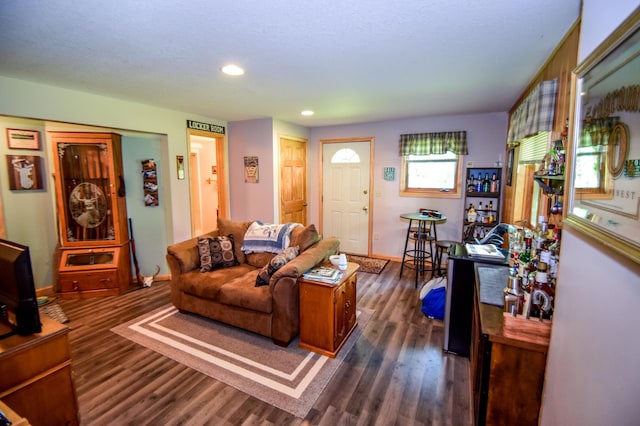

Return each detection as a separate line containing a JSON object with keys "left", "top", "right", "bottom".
{"left": 322, "top": 140, "right": 372, "bottom": 255}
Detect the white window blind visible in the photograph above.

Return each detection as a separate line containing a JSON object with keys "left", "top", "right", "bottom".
{"left": 518, "top": 132, "right": 550, "bottom": 164}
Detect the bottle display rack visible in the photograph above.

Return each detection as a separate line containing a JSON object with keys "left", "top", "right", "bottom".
{"left": 463, "top": 167, "right": 502, "bottom": 242}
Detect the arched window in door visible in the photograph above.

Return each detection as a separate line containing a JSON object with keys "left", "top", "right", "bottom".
{"left": 331, "top": 148, "right": 360, "bottom": 163}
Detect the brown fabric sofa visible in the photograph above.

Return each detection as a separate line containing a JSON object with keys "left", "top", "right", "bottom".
{"left": 166, "top": 218, "right": 340, "bottom": 346}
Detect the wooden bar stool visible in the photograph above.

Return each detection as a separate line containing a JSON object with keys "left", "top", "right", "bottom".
{"left": 400, "top": 212, "right": 447, "bottom": 288}
{"left": 434, "top": 240, "right": 458, "bottom": 277}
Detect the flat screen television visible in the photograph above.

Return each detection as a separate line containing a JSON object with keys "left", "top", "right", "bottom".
{"left": 0, "top": 238, "right": 42, "bottom": 338}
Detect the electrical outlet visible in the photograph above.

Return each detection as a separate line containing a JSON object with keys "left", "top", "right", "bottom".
{"left": 374, "top": 233, "right": 380, "bottom": 240}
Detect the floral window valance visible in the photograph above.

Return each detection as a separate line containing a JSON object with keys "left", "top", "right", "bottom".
{"left": 507, "top": 78, "right": 558, "bottom": 145}
{"left": 399, "top": 130, "right": 468, "bottom": 156}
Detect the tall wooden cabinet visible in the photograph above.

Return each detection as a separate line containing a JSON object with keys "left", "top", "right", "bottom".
{"left": 51, "top": 132, "right": 132, "bottom": 299}
{"left": 299, "top": 263, "right": 358, "bottom": 358}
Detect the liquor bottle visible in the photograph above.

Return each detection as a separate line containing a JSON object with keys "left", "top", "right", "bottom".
{"left": 467, "top": 203, "right": 477, "bottom": 223}
{"left": 504, "top": 275, "right": 524, "bottom": 315}
{"left": 475, "top": 175, "right": 482, "bottom": 192}
{"left": 478, "top": 226, "right": 485, "bottom": 239}
{"left": 477, "top": 202, "right": 483, "bottom": 222}
{"left": 482, "top": 173, "right": 490, "bottom": 192}
{"left": 548, "top": 156, "right": 556, "bottom": 175}
{"left": 467, "top": 174, "right": 475, "bottom": 192}
{"left": 490, "top": 173, "right": 499, "bottom": 192}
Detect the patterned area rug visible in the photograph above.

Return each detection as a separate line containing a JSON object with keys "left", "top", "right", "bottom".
{"left": 112, "top": 305, "right": 372, "bottom": 418}
{"left": 346, "top": 254, "right": 389, "bottom": 274}
{"left": 39, "top": 302, "right": 70, "bottom": 323}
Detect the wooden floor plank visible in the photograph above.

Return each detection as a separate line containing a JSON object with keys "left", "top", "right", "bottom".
{"left": 54, "top": 260, "right": 470, "bottom": 425}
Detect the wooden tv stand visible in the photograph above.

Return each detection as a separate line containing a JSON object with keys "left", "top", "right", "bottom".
{"left": 0, "top": 315, "right": 79, "bottom": 425}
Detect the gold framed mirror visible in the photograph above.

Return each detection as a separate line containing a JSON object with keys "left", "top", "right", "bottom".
{"left": 565, "top": 7, "right": 640, "bottom": 264}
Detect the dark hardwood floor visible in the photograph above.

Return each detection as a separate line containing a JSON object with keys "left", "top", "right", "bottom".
{"left": 55, "top": 261, "right": 471, "bottom": 425}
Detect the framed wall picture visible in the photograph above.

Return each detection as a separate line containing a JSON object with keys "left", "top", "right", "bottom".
{"left": 383, "top": 167, "right": 396, "bottom": 181}
{"left": 176, "top": 155, "right": 185, "bottom": 180}
{"left": 6, "top": 155, "right": 44, "bottom": 190}
{"left": 6, "top": 129, "right": 41, "bottom": 150}
{"left": 244, "top": 156, "right": 259, "bottom": 183}
{"left": 506, "top": 148, "right": 515, "bottom": 186}
{"left": 142, "top": 159, "right": 159, "bottom": 206}
{"left": 565, "top": 7, "right": 640, "bottom": 265}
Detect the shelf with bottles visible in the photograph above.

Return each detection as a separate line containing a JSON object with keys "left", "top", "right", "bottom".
{"left": 465, "top": 201, "right": 498, "bottom": 222}
{"left": 466, "top": 168, "right": 501, "bottom": 195}
{"left": 533, "top": 139, "right": 566, "bottom": 195}
{"left": 534, "top": 175, "right": 564, "bottom": 195}
{"left": 506, "top": 218, "right": 561, "bottom": 320}
{"left": 463, "top": 167, "right": 502, "bottom": 242}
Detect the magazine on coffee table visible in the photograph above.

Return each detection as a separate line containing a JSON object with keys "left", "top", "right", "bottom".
{"left": 302, "top": 266, "right": 342, "bottom": 283}
{"left": 465, "top": 243, "right": 506, "bottom": 261}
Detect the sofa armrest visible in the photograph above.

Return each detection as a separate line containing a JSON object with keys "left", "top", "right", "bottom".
{"left": 270, "top": 237, "right": 340, "bottom": 283}
{"left": 269, "top": 236, "right": 340, "bottom": 343}
{"left": 166, "top": 230, "right": 219, "bottom": 275}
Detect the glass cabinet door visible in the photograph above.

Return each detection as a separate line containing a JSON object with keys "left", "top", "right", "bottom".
{"left": 51, "top": 133, "right": 126, "bottom": 247}
{"left": 58, "top": 247, "right": 120, "bottom": 272}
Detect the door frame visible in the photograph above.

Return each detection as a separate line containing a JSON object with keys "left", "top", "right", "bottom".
{"left": 187, "top": 129, "right": 228, "bottom": 236}
{"left": 319, "top": 137, "right": 375, "bottom": 256}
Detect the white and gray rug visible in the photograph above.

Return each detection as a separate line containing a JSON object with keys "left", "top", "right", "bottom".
{"left": 111, "top": 304, "right": 372, "bottom": 418}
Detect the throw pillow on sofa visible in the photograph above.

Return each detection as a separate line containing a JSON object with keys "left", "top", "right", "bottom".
{"left": 255, "top": 245, "right": 300, "bottom": 287}
{"left": 198, "top": 234, "right": 239, "bottom": 272}
{"left": 217, "top": 217, "right": 251, "bottom": 264}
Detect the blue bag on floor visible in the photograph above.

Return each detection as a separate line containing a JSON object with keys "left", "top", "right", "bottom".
{"left": 419, "top": 276, "right": 446, "bottom": 320}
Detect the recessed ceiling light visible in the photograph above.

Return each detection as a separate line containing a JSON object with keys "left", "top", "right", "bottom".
{"left": 301, "top": 110, "right": 314, "bottom": 116}
{"left": 221, "top": 64, "right": 245, "bottom": 76}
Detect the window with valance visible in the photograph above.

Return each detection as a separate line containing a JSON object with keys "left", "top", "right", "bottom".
{"left": 399, "top": 130, "right": 469, "bottom": 156}
{"left": 398, "top": 130, "right": 467, "bottom": 198}
{"left": 507, "top": 79, "right": 558, "bottom": 145}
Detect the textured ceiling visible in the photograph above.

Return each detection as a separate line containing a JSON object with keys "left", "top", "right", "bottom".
{"left": 0, "top": 0, "right": 581, "bottom": 127}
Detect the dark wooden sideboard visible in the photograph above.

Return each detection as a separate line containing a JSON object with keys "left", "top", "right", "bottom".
{"left": 471, "top": 263, "right": 549, "bottom": 426}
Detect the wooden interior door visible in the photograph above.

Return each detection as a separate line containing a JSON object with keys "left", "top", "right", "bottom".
{"left": 279, "top": 136, "right": 307, "bottom": 224}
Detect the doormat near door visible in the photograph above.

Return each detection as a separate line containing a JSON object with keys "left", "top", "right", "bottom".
{"left": 346, "top": 254, "right": 389, "bottom": 274}
{"left": 111, "top": 305, "right": 373, "bottom": 418}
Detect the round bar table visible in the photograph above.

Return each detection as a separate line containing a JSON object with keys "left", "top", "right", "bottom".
{"left": 400, "top": 212, "right": 447, "bottom": 288}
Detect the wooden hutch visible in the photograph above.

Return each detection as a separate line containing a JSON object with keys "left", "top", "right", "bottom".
{"left": 51, "top": 132, "right": 132, "bottom": 298}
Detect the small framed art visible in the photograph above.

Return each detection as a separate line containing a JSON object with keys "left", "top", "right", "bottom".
{"left": 383, "top": 167, "right": 396, "bottom": 181}
{"left": 6, "top": 129, "right": 41, "bottom": 150}
{"left": 6, "top": 155, "right": 44, "bottom": 190}
{"left": 176, "top": 155, "right": 185, "bottom": 180}
{"left": 244, "top": 156, "right": 259, "bottom": 183}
